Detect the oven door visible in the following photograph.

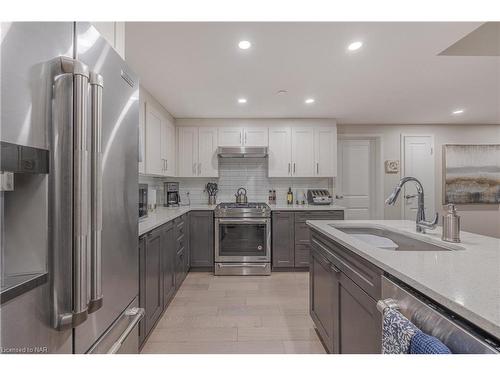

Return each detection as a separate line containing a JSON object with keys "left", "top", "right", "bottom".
{"left": 215, "top": 218, "right": 271, "bottom": 262}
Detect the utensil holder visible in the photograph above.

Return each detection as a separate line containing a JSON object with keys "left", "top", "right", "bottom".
{"left": 208, "top": 196, "right": 216, "bottom": 205}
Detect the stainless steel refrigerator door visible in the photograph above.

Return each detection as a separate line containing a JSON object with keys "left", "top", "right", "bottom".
{"left": 0, "top": 22, "right": 74, "bottom": 354}
{"left": 73, "top": 22, "right": 139, "bottom": 353}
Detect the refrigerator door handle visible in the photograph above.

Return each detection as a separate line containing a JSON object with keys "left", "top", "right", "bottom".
{"left": 50, "top": 56, "right": 91, "bottom": 330}
{"left": 89, "top": 72, "right": 104, "bottom": 314}
{"left": 72, "top": 59, "right": 92, "bottom": 327}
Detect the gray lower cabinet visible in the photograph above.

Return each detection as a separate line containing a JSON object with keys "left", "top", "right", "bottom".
{"left": 272, "top": 210, "right": 344, "bottom": 269}
{"left": 140, "top": 227, "right": 164, "bottom": 340}
{"left": 162, "top": 221, "right": 175, "bottom": 309}
{"left": 310, "top": 247, "right": 338, "bottom": 353}
{"left": 309, "top": 230, "right": 382, "bottom": 354}
{"left": 272, "top": 212, "right": 295, "bottom": 268}
{"left": 189, "top": 211, "right": 214, "bottom": 268}
{"left": 139, "top": 213, "right": 192, "bottom": 348}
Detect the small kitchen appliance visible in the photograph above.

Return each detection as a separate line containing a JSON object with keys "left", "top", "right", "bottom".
{"left": 307, "top": 189, "right": 333, "bottom": 205}
{"left": 164, "top": 182, "right": 180, "bottom": 207}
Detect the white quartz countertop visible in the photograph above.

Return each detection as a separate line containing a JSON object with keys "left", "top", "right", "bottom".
{"left": 306, "top": 219, "right": 500, "bottom": 340}
{"left": 139, "top": 205, "right": 216, "bottom": 236}
{"left": 139, "top": 203, "right": 345, "bottom": 236}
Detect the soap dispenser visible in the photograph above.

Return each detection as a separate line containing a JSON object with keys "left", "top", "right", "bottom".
{"left": 442, "top": 204, "right": 460, "bottom": 243}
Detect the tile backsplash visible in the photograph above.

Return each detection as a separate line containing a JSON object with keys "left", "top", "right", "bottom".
{"left": 140, "top": 158, "right": 334, "bottom": 205}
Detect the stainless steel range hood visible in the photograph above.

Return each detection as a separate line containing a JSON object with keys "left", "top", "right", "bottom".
{"left": 217, "top": 146, "right": 268, "bottom": 158}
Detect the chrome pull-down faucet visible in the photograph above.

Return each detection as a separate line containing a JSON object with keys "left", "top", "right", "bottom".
{"left": 385, "top": 176, "right": 438, "bottom": 233}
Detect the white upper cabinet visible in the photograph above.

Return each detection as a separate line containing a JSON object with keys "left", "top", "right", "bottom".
{"left": 244, "top": 127, "right": 268, "bottom": 147}
{"left": 314, "top": 126, "right": 337, "bottom": 177}
{"left": 178, "top": 127, "right": 218, "bottom": 177}
{"left": 144, "top": 102, "right": 175, "bottom": 177}
{"left": 268, "top": 127, "right": 292, "bottom": 177}
{"left": 291, "top": 127, "right": 315, "bottom": 177}
{"left": 145, "top": 103, "right": 163, "bottom": 176}
{"left": 164, "top": 117, "right": 176, "bottom": 176}
{"left": 268, "top": 125, "right": 337, "bottom": 178}
{"left": 217, "top": 127, "right": 268, "bottom": 147}
{"left": 198, "top": 127, "right": 219, "bottom": 177}
{"left": 177, "top": 127, "right": 198, "bottom": 177}
{"left": 218, "top": 127, "right": 243, "bottom": 147}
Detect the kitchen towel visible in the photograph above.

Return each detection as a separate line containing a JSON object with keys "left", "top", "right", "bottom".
{"left": 382, "top": 308, "right": 419, "bottom": 354}
{"left": 409, "top": 330, "right": 452, "bottom": 354}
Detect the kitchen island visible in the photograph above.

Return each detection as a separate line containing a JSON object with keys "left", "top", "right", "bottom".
{"left": 306, "top": 220, "right": 500, "bottom": 346}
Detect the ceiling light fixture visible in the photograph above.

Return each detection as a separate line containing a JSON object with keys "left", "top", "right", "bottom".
{"left": 238, "top": 40, "right": 251, "bottom": 50}
{"left": 452, "top": 109, "right": 464, "bottom": 115}
{"left": 238, "top": 98, "right": 247, "bottom": 104}
{"left": 305, "top": 98, "right": 315, "bottom": 104}
{"left": 347, "top": 41, "right": 363, "bottom": 51}
{"left": 277, "top": 89, "right": 288, "bottom": 95}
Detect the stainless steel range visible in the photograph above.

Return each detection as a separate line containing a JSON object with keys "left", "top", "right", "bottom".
{"left": 215, "top": 202, "right": 271, "bottom": 275}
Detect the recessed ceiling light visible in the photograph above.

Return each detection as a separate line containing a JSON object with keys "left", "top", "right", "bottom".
{"left": 305, "top": 98, "right": 315, "bottom": 104}
{"left": 452, "top": 109, "right": 464, "bottom": 115}
{"left": 277, "top": 89, "right": 288, "bottom": 95}
{"left": 238, "top": 98, "right": 247, "bottom": 104}
{"left": 238, "top": 40, "right": 251, "bottom": 50}
{"left": 347, "top": 41, "right": 363, "bottom": 51}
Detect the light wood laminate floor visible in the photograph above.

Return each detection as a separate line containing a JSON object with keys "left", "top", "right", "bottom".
{"left": 141, "top": 271, "right": 326, "bottom": 354}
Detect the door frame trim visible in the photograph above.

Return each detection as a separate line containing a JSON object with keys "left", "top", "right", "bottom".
{"left": 338, "top": 134, "right": 384, "bottom": 219}
{"left": 400, "top": 134, "right": 436, "bottom": 219}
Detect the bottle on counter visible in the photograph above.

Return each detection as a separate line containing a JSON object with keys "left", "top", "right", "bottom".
{"left": 287, "top": 187, "right": 293, "bottom": 205}
{"left": 268, "top": 190, "right": 273, "bottom": 204}
{"left": 272, "top": 190, "right": 276, "bottom": 204}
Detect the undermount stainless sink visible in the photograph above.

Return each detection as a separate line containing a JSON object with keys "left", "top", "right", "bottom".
{"left": 331, "top": 226, "right": 460, "bottom": 251}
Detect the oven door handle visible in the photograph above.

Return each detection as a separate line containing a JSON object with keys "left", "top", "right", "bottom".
{"left": 217, "top": 218, "right": 269, "bottom": 224}
{"left": 217, "top": 263, "right": 269, "bottom": 268}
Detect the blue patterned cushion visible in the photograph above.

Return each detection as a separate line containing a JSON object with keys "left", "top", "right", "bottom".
{"left": 409, "top": 330, "right": 452, "bottom": 354}
{"left": 382, "top": 308, "right": 419, "bottom": 354}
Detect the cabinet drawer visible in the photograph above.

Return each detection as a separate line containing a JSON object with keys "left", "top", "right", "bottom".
{"left": 295, "top": 244, "right": 310, "bottom": 267}
{"left": 295, "top": 210, "right": 344, "bottom": 223}
{"left": 176, "top": 233, "right": 185, "bottom": 250}
{"left": 174, "top": 215, "right": 185, "bottom": 238}
{"left": 311, "top": 232, "right": 381, "bottom": 300}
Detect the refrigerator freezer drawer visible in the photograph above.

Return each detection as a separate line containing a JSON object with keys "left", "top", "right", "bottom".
{"left": 86, "top": 297, "right": 144, "bottom": 354}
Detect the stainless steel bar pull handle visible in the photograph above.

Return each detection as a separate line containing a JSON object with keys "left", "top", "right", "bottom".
{"left": 89, "top": 72, "right": 104, "bottom": 314}
{"left": 73, "top": 61, "right": 91, "bottom": 327}
{"left": 107, "top": 308, "right": 145, "bottom": 354}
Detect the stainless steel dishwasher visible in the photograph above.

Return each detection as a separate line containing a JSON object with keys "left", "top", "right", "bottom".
{"left": 378, "top": 276, "right": 499, "bottom": 354}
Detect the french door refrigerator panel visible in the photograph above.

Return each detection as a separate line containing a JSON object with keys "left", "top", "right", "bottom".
{"left": 0, "top": 22, "right": 74, "bottom": 354}
{"left": 72, "top": 22, "right": 139, "bottom": 354}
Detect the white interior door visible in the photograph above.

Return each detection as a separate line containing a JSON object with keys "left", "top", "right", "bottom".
{"left": 177, "top": 127, "right": 198, "bottom": 177}
{"left": 268, "top": 127, "right": 292, "bottom": 177}
{"left": 337, "top": 139, "right": 374, "bottom": 220}
{"left": 291, "top": 127, "right": 315, "bottom": 177}
{"left": 145, "top": 103, "right": 163, "bottom": 176}
{"left": 402, "top": 135, "right": 435, "bottom": 220}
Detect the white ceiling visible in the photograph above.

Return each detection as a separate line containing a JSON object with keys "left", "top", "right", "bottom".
{"left": 125, "top": 22, "right": 500, "bottom": 124}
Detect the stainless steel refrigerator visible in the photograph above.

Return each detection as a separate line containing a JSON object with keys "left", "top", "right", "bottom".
{"left": 0, "top": 22, "right": 142, "bottom": 354}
